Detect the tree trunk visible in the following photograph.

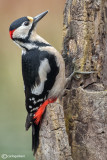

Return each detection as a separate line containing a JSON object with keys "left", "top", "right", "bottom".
{"left": 35, "top": 100, "right": 73, "bottom": 160}
{"left": 35, "top": 0, "right": 107, "bottom": 160}
{"left": 62, "top": 0, "right": 107, "bottom": 160}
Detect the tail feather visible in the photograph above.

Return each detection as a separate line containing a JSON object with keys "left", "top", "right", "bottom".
{"left": 25, "top": 113, "right": 32, "bottom": 131}
{"left": 32, "top": 123, "right": 40, "bottom": 155}
{"left": 25, "top": 113, "right": 40, "bottom": 155}
{"left": 25, "top": 103, "right": 49, "bottom": 155}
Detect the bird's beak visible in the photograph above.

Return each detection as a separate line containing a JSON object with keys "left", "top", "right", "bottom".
{"left": 33, "top": 11, "right": 48, "bottom": 24}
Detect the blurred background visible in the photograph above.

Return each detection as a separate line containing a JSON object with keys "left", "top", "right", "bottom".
{"left": 0, "top": 0, "right": 65, "bottom": 159}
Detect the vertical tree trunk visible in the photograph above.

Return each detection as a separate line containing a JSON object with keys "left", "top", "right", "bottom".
{"left": 35, "top": 0, "right": 107, "bottom": 160}
{"left": 62, "top": 0, "right": 107, "bottom": 160}
{"left": 35, "top": 100, "right": 73, "bottom": 160}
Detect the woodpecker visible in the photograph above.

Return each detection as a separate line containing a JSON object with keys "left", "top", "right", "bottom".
{"left": 9, "top": 11, "right": 66, "bottom": 154}
{"left": 9, "top": 10, "right": 95, "bottom": 155}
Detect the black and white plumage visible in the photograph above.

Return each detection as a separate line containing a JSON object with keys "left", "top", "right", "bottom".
{"left": 9, "top": 11, "right": 65, "bottom": 154}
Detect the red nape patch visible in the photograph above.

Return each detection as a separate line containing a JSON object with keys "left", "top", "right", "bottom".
{"left": 33, "top": 98, "right": 57, "bottom": 125}
{"left": 9, "top": 30, "right": 15, "bottom": 39}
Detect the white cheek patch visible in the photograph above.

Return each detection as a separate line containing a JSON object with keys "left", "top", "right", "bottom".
{"left": 13, "top": 24, "right": 32, "bottom": 39}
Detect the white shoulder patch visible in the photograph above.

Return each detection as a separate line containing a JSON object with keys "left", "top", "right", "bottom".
{"left": 39, "top": 58, "right": 51, "bottom": 82}
{"left": 31, "top": 58, "right": 51, "bottom": 95}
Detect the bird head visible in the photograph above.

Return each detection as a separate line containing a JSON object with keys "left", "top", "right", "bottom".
{"left": 9, "top": 11, "right": 48, "bottom": 44}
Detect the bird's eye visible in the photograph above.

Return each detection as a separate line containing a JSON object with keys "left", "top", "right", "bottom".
{"left": 23, "top": 21, "right": 29, "bottom": 26}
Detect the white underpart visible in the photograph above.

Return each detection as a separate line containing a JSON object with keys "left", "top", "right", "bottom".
{"left": 31, "top": 58, "right": 51, "bottom": 95}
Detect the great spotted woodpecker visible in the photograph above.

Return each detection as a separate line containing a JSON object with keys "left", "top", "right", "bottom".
{"left": 9, "top": 11, "right": 94, "bottom": 155}
{"left": 9, "top": 11, "right": 66, "bottom": 154}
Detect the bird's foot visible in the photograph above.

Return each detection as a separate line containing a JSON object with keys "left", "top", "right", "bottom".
{"left": 66, "top": 69, "right": 96, "bottom": 84}
{"left": 33, "top": 98, "right": 57, "bottom": 125}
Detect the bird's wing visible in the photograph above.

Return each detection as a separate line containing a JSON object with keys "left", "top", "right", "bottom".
{"left": 22, "top": 48, "right": 59, "bottom": 113}
{"left": 22, "top": 49, "right": 41, "bottom": 90}
{"left": 31, "top": 58, "right": 51, "bottom": 96}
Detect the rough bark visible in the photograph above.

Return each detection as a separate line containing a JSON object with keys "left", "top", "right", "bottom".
{"left": 62, "top": 0, "right": 107, "bottom": 160}
{"left": 35, "top": 100, "right": 72, "bottom": 160}
{"left": 35, "top": 0, "right": 107, "bottom": 160}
